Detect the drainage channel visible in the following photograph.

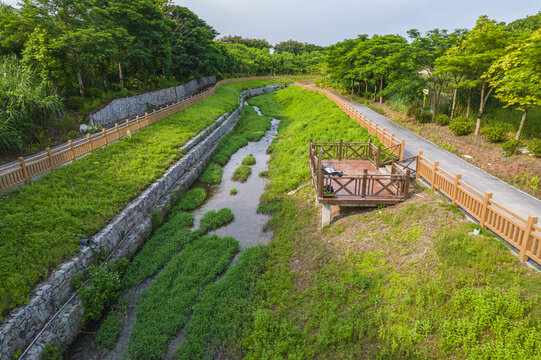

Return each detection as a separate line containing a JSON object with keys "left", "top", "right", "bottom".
{"left": 66, "top": 106, "right": 279, "bottom": 359}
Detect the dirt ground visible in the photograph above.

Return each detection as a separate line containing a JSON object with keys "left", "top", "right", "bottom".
{"left": 349, "top": 97, "right": 541, "bottom": 200}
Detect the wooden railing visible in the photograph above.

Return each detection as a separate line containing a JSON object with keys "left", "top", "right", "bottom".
{"left": 295, "top": 82, "right": 405, "bottom": 161}
{"left": 416, "top": 151, "right": 540, "bottom": 267}
{"left": 0, "top": 75, "right": 314, "bottom": 193}
{"left": 309, "top": 141, "right": 410, "bottom": 203}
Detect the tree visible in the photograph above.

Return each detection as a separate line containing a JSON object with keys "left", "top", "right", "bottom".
{"left": 274, "top": 40, "right": 323, "bottom": 55}
{"left": 486, "top": 30, "right": 541, "bottom": 139}
{"left": 459, "top": 16, "right": 513, "bottom": 134}
{"left": 218, "top": 35, "right": 271, "bottom": 50}
{"left": 506, "top": 12, "right": 541, "bottom": 34}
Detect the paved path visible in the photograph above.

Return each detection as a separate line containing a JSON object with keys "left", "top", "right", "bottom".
{"left": 341, "top": 96, "right": 541, "bottom": 222}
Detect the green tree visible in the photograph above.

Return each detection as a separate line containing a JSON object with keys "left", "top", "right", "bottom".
{"left": 486, "top": 30, "right": 541, "bottom": 139}
{"left": 218, "top": 35, "right": 272, "bottom": 50}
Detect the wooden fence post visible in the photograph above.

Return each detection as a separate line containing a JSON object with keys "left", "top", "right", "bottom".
{"left": 368, "top": 139, "right": 373, "bottom": 158}
{"left": 86, "top": 134, "right": 93, "bottom": 151}
{"left": 339, "top": 139, "right": 343, "bottom": 161}
{"left": 361, "top": 169, "right": 368, "bottom": 198}
{"left": 404, "top": 169, "right": 411, "bottom": 198}
{"left": 376, "top": 146, "right": 381, "bottom": 168}
{"left": 68, "top": 140, "right": 75, "bottom": 160}
{"left": 115, "top": 123, "right": 120, "bottom": 140}
{"left": 46, "top": 147, "right": 55, "bottom": 170}
{"left": 102, "top": 128, "right": 107, "bottom": 145}
{"left": 479, "top": 192, "right": 493, "bottom": 228}
{"left": 519, "top": 216, "right": 539, "bottom": 262}
{"left": 400, "top": 140, "right": 406, "bottom": 160}
{"left": 18, "top": 157, "right": 29, "bottom": 183}
{"left": 382, "top": 128, "right": 387, "bottom": 146}
{"left": 416, "top": 151, "right": 423, "bottom": 179}
{"left": 431, "top": 161, "right": 439, "bottom": 190}
{"left": 452, "top": 174, "right": 462, "bottom": 205}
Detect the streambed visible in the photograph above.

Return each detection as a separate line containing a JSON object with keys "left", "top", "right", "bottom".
{"left": 66, "top": 105, "right": 278, "bottom": 359}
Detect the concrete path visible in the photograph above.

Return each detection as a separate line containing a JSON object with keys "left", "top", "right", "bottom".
{"left": 341, "top": 96, "right": 541, "bottom": 223}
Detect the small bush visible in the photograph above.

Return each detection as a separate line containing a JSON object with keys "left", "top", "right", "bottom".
{"left": 109, "top": 83, "right": 123, "bottom": 92}
{"left": 242, "top": 154, "right": 256, "bottom": 166}
{"left": 259, "top": 170, "right": 270, "bottom": 178}
{"left": 435, "top": 114, "right": 450, "bottom": 126}
{"left": 501, "top": 140, "right": 520, "bottom": 155}
{"left": 415, "top": 111, "right": 432, "bottom": 123}
{"left": 172, "top": 188, "right": 207, "bottom": 212}
{"left": 66, "top": 96, "right": 83, "bottom": 110}
{"left": 230, "top": 188, "right": 238, "bottom": 195}
{"left": 484, "top": 126, "right": 506, "bottom": 142}
{"left": 449, "top": 117, "right": 473, "bottom": 136}
{"left": 79, "top": 266, "right": 121, "bottom": 322}
{"left": 43, "top": 343, "right": 63, "bottom": 360}
{"left": 406, "top": 101, "right": 420, "bottom": 117}
{"left": 232, "top": 165, "right": 252, "bottom": 182}
{"left": 529, "top": 139, "right": 541, "bottom": 157}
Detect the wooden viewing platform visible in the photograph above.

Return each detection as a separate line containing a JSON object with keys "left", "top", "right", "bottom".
{"left": 309, "top": 140, "right": 414, "bottom": 226}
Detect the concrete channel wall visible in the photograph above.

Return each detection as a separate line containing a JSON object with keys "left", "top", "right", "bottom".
{"left": 89, "top": 76, "right": 217, "bottom": 128}
{"left": 0, "top": 83, "right": 287, "bottom": 360}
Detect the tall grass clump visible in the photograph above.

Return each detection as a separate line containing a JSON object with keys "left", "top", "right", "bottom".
{"left": 0, "top": 79, "right": 290, "bottom": 319}
{"left": 0, "top": 56, "right": 62, "bottom": 152}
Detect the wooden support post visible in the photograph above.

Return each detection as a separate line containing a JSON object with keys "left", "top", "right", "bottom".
{"left": 46, "top": 147, "right": 55, "bottom": 170}
{"left": 452, "top": 174, "right": 462, "bottom": 205}
{"left": 519, "top": 216, "right": 539, "bottom": 262}
{"left": 404, "top": 170, "right": 411, "bottom": 198}
{"left": 339, "top": 139, "right": 343, "bottom": 161}
{"left": 102, "top": 128, "right": 107, "bottom": 145}
{"left": 376, "top": 146, "right": 381, "bottom": 168}
{"left": 368, "top": 139, "right": 373, "bottom": 159}
{"left": 361, "top": 169, "right": 368, "bottom": 198}
{"left": 479, "top": 192, "right": 493, "bottom": 228}
{"left": 375, "top": 123, "right": 379, "bottom": 139}
{"left": 68, "top": 140, "right": 75, "bottom": 160}
{"left": 317, "top": 151, "right": 323, "bottom": 199}
{"left": 416, "top": 151, "right": 423, "bottom": 179}
{"left": 86, "top": 133, "right": 93, "bottom": 151}
{"left": 431, "top": 161, "right": 439, "bottom": 190}
{"left": 382, "top": 128, "right": 387, "bottom": 146}
{"left": 18, "top": 157, "right": 29, "bottom": 183}
{"left": 400, "top": 140, "right": 406, "bottom": 160}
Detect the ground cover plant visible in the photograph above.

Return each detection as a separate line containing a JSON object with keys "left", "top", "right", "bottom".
{"left": 200, "top": 105, "right": 271, "bottom": 184}
{"left": 175, "top": 245, "right": 268, "bottom": 360}
{"left": 232, "top": 165, "right": 252, "bottom": 182}
{"left": 0, "top": 78, "right": 298, "bottom": 320}
{"left": 242, "top": 85, "right": 541, "bottom": 359}
{"left": 129, "top": 234, "right": 239, "bottom": 359}
{"left": 242, "top": 154, "right": 257, "bottom": 166}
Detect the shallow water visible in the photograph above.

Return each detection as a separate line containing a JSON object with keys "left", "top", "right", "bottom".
{"left": 66, "top": 106, "right": 278, "bottom": 359}
{"left": 191, "top": 110, "right": 278, "bottom": 248}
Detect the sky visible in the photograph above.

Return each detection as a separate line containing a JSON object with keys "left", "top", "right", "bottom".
{"left": 2, "top": 0, "right": 539, "bottom": 45}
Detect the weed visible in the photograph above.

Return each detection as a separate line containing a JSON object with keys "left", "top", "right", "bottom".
{"left": 96, "top": 312, "right": 123, "bottom": 349}
{"left": 242, "top": 154, "right": 256, "bottom": 166}
{"left": 232, "top": 165, "right": 252, "bottom": 182}
{"left": 230, "top": 188, "right": 238, "bottom": 195}
{"left": 198, "top": 208, "right": 234, "bottom": 235}
{"left": 441, "top": 141, "right": 457, "bottom": 153}
{"left": 42, "top": 343, "right": 63, "bottom": 360}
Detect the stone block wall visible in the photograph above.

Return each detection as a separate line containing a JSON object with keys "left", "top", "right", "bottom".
{"left": 89, "top": 76, "right": 217, "bottom": 128}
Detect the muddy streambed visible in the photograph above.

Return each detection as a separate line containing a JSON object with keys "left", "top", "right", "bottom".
{"left": 67, "top": 105, "right": 278, "bottom": 359}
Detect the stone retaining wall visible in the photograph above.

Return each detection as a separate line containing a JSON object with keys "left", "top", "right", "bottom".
{"left": 89, "top": 76, "right": 217, "bottom": 128}
{"left": 0, "top": 83, "right": 286, "bottom": 360}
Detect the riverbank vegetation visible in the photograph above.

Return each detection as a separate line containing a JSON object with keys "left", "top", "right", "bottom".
{"left": 0, "top": 79, "right": 292, "bottom": 321}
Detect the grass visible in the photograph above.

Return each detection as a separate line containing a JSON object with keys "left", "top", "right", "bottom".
{"left": 230, "top": 188, "right": 238, "bottom": 195}
{"left": 232, "top": 165, "right": 252, "bottom": 183}
{"left": 175, "top": 245, "right": 268, "bottom": 360}
{"left": 200, "top": 106, "right": 271, "bottom": 184}
{"left": 0, "top": 78, "right": 298, "bottom": 320}
{"left": 242, "top": 154, "right": 256, "bottom": 166}
{"left": 96, "top": 310, "right": 123, "bottom": 349}
{"left": 241, "top": 85, "right": 541, "bottom": 359}
{"left": 129, "top": 234, "right": 239, "bottom": 359}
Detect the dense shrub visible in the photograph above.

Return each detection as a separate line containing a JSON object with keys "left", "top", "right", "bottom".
{"left": 66, "top": 96, "right": 84, "bottom": 110}
{"left": 232, "top": 165, "right": 252, "bottom": 182}
{"left": 79, "top": 266, "right": 121, "bottom": 322}
{"left": 501, "top": 140, "right": 520, "bottom": 155}
{"left": 198, "top": 208, "right": 235, "bottom": 234}
{"left": 86, "top": 87, "right": 105, "bottom": 99}
{"left": 415, "top": 111, "right": 432, "bottom": 123}
{"left": 242, "top": 154, "right": 256, "bottom": 166}
{"left": 42, "top": 343, "right": 63, "bottom": 360}
{"left": 435, "top": 114, "right": 450, "bottom": 126}
{"left": 449, "top": 116, "right": 473, "bottom": 136}
{"left": 529, "top": 139, "right": 541, "bottom": 157}
{"left": 484, "top": 126, "right": 506, "bottom": 142}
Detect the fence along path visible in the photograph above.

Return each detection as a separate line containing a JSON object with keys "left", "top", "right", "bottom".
{"left": 296, "top": 82, "right": 541, "bottom": 268}
{"left": 0, "top": 76, "right": 304, "bottom": 192}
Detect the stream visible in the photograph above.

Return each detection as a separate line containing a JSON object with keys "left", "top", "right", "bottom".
{"left": 66, "top": 105, "right": 278, "bottom": 359}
